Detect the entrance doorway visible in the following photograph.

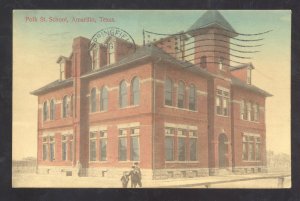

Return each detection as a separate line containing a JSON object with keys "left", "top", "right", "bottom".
{"left": 218, "top": 134, "right": 228, "bottom": 168}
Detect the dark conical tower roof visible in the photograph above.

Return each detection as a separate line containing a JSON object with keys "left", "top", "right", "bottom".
{"left": 188, "top": 10, "right": 238, "bottom": 37}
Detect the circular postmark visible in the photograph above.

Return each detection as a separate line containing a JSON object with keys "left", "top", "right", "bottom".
{"left": 90, "top": 27, "right": 136, "bottom": 51}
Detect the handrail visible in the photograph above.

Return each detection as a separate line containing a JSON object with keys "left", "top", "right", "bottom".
{"left": 163, "top": 174, "right": 291, "bottom": 188}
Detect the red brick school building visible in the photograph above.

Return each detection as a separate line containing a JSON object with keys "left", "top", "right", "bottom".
{"left": 31, "top": 11, "right": 271, "bottom": 179}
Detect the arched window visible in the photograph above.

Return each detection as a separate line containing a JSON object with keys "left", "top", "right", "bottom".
{"left": 177, "top": 81, "right": 185, "bottom": 108}
{"left": 62, "top": 96, "right": 70, "bottom": 118}
{"left": 165, "top": 78, "right": 173, "bottom": 106}
{"left": 218, "top": 57, "right": 224, "bottom": 70}
{"left": 100, "top": 86, "right": 108, "bottom": 111}
{"left": 131, "top": 77, "right": 140, "bottom": 105}
{"left": 119, "top": 80, "right": 127, "bottom": 108}
{"left": 50, "top": 99, "right": 55, "bottom": 120}
{"left": 90, "top": 88, "right": 97, "bottom": 113}
{"left": 189, "top": 84, "right": 196, "bottom": 110}
{"left": 108, "top": 42, "right": 115, "bottom": 64}
{"left": 43, "top": 101, "right": 48, "bottom": 121}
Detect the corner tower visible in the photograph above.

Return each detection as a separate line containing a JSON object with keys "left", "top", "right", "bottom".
{"left": 187, "top": 11, "right": 238, "bottom": 76}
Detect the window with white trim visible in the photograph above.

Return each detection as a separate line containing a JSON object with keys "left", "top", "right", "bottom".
{"left": 49, "top": 136, "right": 55, "bottom": 161}
{"left": 131, "top": 77, "right": 140, "bottom": 106}
{"left": 165, "top": 127, "right": 175, "bottom": 161}
{"left": 255, "top": 137, "right": 261, "bottom": 161}
{"left": 42, "top": 137, "right": 48, "bottom": 161}
{"left": 90, "top": 88, "right": 97, "bottom": 113}
{"left": 69, "top": 135, "right": 73, "bottom": 161}
{"left": 177, "top": 129, "right": 187, "bottom": 161}
{"left": 89, "top": 132, "right": 97, "bottom": 161}
{"left": 62, "top": 135, "right": 67, "bottom": 161}
{"left": 100, "top": 86, "right": 108, "bottom": 111}
{"left": 189, "top": 130, "right": 198, "bottom": 161}
{"left": 43, "top": 101, "right": 48, "bottom": 121}
{"left": 165, "top": 78, "right": 173, "bottom": 106}
{"left": 216, "top": 89, "right": 230, "bottom": 116}
{"left": 189, "top": 84, "right": 196, "bottom": 111}
{"left": 50, "top": 99, "right": 55, "bottom": 120}
{"left": 241, "top": 101, "right": 259, "bottom": 122}
{"left": 218, "top": 57, "right": 224, "bottom": 70}
{"left": 118, "top": 129, "right": 127, "bottom": 161}
{"left": 62, "top": 96, "right": 71, "bottom": 118}
{"left": 242, "top": 134, "right": 261, "bottom": 161}
{"left": 130, "top": 128, "right": 140, "bottom": 161}
{"left": 108, "top": 42, "right": 115, "bottom": 64}
{"left": 119, "top": 80, "right": 127, "bottom": 108}
{"left": 242, "top": 136, "right": 248, "bottom": 160}
{"left": 177, "top": 81, "right": 185, "bottom": 108}
{"left": 99, "top": 131, "right": 107, "bottom": 161}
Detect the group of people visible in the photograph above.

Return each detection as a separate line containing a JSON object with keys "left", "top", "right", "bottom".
{"left": 121, "top": 162, "right": 142, "bottom": 188}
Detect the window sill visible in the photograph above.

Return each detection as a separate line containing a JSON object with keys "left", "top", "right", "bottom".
{"left": 242, "top": 160, "right": 261, "bottom": 162}
{"left": 89, "top": 110, "right": 108, "bottom": 115}
{"left": 165, "top": 161, "right": 199, "bottom": 163}
{"left": 240, "top": 119, "right": 260, "bottom": 123}
{"left": 164, "top": 105, "right": 198, "bottom": 112}
{"left": 89, "top": 161, "right": 108, "bottom": 163}
{"left": 118, "top": 160, "right": 140, "bottom": 163}
{"left": 216, "top": 114, "right": 229, "bottom": 118}
{"left": 119, "top": 105, "right": 140, "bottom": 110}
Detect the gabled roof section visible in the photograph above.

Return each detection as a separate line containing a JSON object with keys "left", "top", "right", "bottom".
{"left": 31, "top": 78, "right": 73, "bottom": 96}
{"left": 81, "top": 44, "right": 213, "bottom": 80}
{"left": 188, "top": 10, "right": 237, "bottom": 37}
{"left": 230, "top": 62, "right": 254, "bottom": 71}
{"left": 231, "top": 76, "right": 272, "bottom": 97}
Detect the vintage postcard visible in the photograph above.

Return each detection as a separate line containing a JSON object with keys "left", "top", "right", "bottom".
{"left": 12, "top": 10, "right": 291, "bottom": 188}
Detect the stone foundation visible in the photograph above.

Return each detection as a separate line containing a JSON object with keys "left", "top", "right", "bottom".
{"left": 37, "top": 165, "right": 267, "bottom": 179}
{"left": 232, "top": 166, "right": 267, "bottom": 174}
{"left": 152, "top": 168, "right": 209, "bottom": 179}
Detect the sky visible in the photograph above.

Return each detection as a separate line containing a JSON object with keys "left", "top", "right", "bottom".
{"left": 13, "top": 10, "right": 291, "bottom": 160}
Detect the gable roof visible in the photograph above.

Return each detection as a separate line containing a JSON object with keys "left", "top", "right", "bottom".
{"left": 231, "top": 76, "right": 272, "bottom": 97}
{"left": 81, "top": 44, "right": 213, "bottom": 79}
{"left": 31, "top": 78, "right": 73, "bottom": 96}
{"left": 31, "top": 43, "right": 270, "bottom": 98}
{"left": 230, "top": 62, "right": 254, "bottom": 71}
{"left": 188, "top": 10, "right": 237, "bottom": 37}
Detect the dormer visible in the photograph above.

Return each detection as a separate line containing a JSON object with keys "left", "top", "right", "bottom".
{"left": 90, "top": 43, "right": 107, "bottom": 70}
{"left": 56, "top": 56, "right": 72, "bottom": 80}
{"left": 89, "top": 36, "right": 136, "bottom": 70}
{"left": 230, "top": 63, "right": 254, "bottom": 84}
{"left": 105, "top": 36, "right": 136, "bottom": 64}
{"left": 105, "top": 36, "right": 116, "bottom": 65}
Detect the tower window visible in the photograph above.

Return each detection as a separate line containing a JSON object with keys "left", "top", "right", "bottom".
{"left": 218, "top": 57, "right": 224, "bottom": 70}
{"left": 200, "top": 56, "right": 207, "bottom": 68}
